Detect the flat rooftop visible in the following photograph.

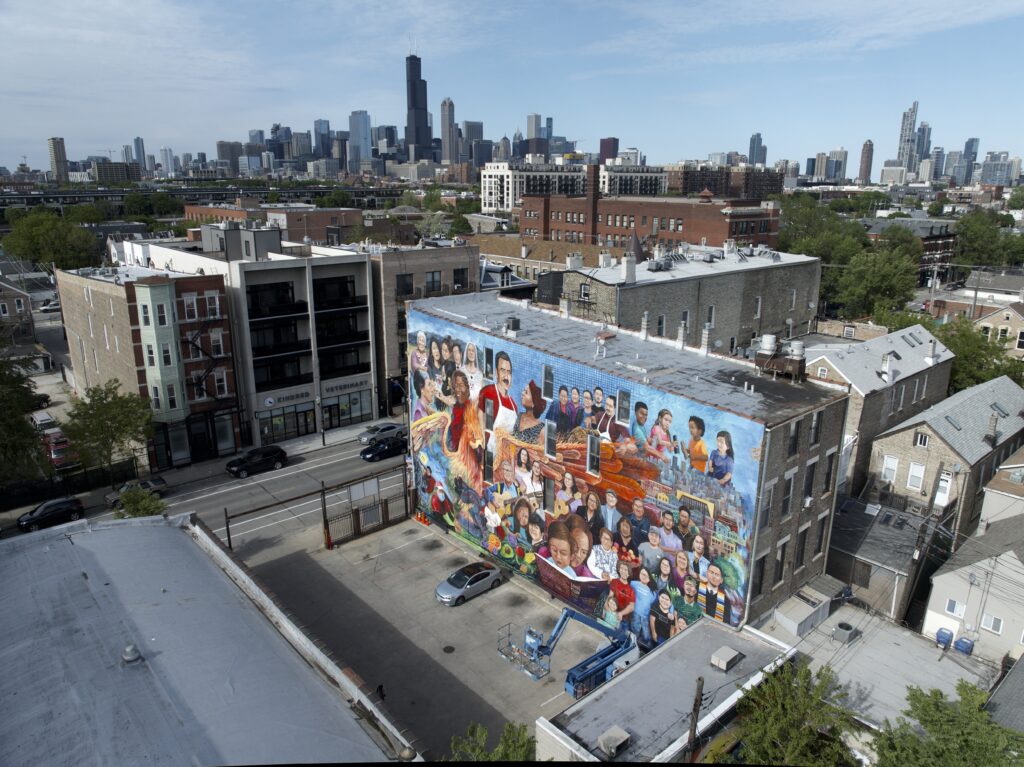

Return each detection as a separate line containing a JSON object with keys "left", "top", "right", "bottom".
{"left": 829, "top": 499, "right": 932, "bottom": 576}
{"left": 760, "top": 603, "right": 999, "bottom": 730}
{"left": 410, "top": 293, "right": 845, "bottom": 425}
{"left": 0, "top": 515, "right": 397, "bottom": 765}
{"left": 545, "top": 621, "right": 789, "bottom": 761}
{"left": 577, "top": 243, "right": 815, "bottom": 287}
{"left": 68, "top": 264, "right": 192, "bottom": 283}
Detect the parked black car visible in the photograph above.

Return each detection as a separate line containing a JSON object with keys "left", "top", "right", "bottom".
{"left": 226, "top": 446, "right": 288, "bottom": 478}
{"left": 17, "top": 497, "right": 85, "bottom": 533}
{"left": 360, "top": 436, "right": 408, "bottom": 462}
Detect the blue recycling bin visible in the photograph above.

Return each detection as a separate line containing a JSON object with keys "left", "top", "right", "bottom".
{"left": 936, "top": 628, "right": 953, "bottom": 650}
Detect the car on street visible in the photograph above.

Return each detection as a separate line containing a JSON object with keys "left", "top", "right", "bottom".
{"left": 104, "top": 477, "right": 168, "bottom": 508}
{"left": 30, "top": 393, "right": 51, "bottom": 411}
{"left": 225, "top": 446, "right": 288, "bottom": 478}
{"left": 435, "top": 561, "right": 502, "bottom": 606}
{"left": 41, "top": 428, "right": 80, "bottom": 471}
{"left": 357, "top": 422, "right": 406, "bottom": 445}
{"left": 360, "top": 436, "right": 408, "bottom": 462}
{"left": 39, "top": 301, "right": 61, "bottom": 313}
{"left": 17, "top": 496, "right": 85, "bottom": 533}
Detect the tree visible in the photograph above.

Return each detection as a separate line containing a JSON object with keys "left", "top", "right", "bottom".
{"left": 150, "top": 193, "right": 184, "bottom": 216}
{"left": 1008, "top": 187, "right": 1024, "bottom": 210}
{"left": 399, "top": 190, "right": 421, "bottom": 208}
{"left": 835, "top": 250, "right": 918, "bottom": 318}
{"left": 61, "top": 380, "right": 152, "bottom": 479}
{"left": 115, "top": 486, "right": 167, "bottom": 519}
{"left": 422, "top": 188, "right": 444, "bottom": 212}
{"left": 449, "top": 213, "right": 473, "bottom": 235}
{"left": 414, "top": 211, "right": 447, "bottom": 240}
{"left": 0, "top": 359, "right": 47, "bottom": 484}
{"left": 735, "top": 661, "right": 856, "bottom": 767}
{"left": 267, "top": 191, "right": 281, "bottom": 204}
{"left": 123, "top": 192, "right": 153, "bottom": 216}
{"left": 64, "top": 203, "right": 105, "bottom": 224}
{"left": 2, "top": 209, "right": 99, "bottom": 269}
{"left": 447, "top": 722, "right": 535, "bottom": 761}
{"left": 935, "top": 317, "right": 1024, "bottom": 392}
{"left": 954, "top": 209, "right": 1008, "bottom": 266}
{"left": 927, "top": 200, "right": 946, "bottom": 217}
{"left": 315, "top": 189, "right": 353, "bottom": 208}
{"left": 873, "top": 680, "right": 1024, "bottom": 767}
{"left": 887, "top": 211, "right": 911, "bottom": 219}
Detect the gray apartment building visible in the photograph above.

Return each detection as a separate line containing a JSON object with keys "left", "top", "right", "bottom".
{"left": 124, "top": 224, "right": 377, "bottom": 447}
{"left": 559, "top": 241, "right": 821, "bottom": 354}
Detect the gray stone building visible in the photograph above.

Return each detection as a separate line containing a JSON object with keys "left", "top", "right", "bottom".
{"left": 866, "top": 376, "right": 1024, "bottom": 549}
{"left": 559, "top": 241, "right": 820, "bottom": 355}
{"left": 369, "top": 242, "right": 480, "bottom": 412}
{"left": 805, "top": 325, "right": 953, "bottom": 496}
{"left": 0, "top": 278, "right": 34, "bottom": 345}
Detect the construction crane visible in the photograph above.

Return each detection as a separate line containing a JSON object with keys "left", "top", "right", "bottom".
{"left": 498, "top": 607, "right": 638, "bottom": 698}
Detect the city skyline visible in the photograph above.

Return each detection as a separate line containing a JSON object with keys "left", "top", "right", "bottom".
{"left": 3, "top": 0, "right": 1024, "bottom": 171}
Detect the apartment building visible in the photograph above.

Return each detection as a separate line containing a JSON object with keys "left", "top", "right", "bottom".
{"left": 480, "top": 162, "right": 667, "bottom": 213}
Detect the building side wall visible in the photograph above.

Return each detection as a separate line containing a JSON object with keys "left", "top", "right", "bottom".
{"left": 975, "top": 310, "right": 1024, "bottom": 360}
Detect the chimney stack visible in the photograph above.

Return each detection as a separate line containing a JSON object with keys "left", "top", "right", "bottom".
{"left": 699, "top": 323, "right": 712, "bottom": 356}
{"left": 880, "top": 352, "right": 890, "bottom": 383}
{"left": 621, "top": 253, "right": 636, "bottom": 284}
{"left": 925, "top": 338, "right": 936, "bottom": 366}
{"left": 640, "top": 311, "right": 650, "bottom": 340}
{"left": 676, "top": 320, "right": 688, "bottom": 350}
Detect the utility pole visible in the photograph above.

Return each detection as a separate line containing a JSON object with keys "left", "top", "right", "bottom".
{"left": 684, "top": 676, "right": 704, "bottom": 761}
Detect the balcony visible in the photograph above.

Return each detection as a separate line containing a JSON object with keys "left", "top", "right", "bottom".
{"left": 317, "top": 330, "right": 370, "bottom": 349}
{"left": 251, "top": 338, "right": 312, "bottom": 359}
{"left": 254, "top": 372, "right": 314, "bottom": 393}
{"left": 314, "top": 295, "right": 368, "bottom": 311}
{"left": 321, "top": 362, "right": 371, "bottom": 380}
{"left": 248, "top": 300, "right": 309, "bottom": 319}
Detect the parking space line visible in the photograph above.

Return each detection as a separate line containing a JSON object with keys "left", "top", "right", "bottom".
{"left": 541, "top": 691, "right": 567, "bottom": 707}
{"left": 359, "top": 532, "right": 433, "bottom": 561}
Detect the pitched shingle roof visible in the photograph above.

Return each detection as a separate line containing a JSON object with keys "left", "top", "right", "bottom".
{"left": 878, "top": 376, "right": 1024, "bottom": 465}
{"left": 806, "top": 324, "right": 953, "bottom": 397}
{"left": 934, "top": 515, "right": 1024, "bottom": 577}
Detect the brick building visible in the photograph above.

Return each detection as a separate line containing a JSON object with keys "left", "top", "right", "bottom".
{"left": 56, "top": 266, "right": 241, "bottom": 469}
{"left": 266, "top": 207, "right": 363, "bottom": 243}
{"left": 664, "top": 163, "right": 784, "bottom": 199}
{"left": 559, "top": 240, "right": 819, "bottom": 352}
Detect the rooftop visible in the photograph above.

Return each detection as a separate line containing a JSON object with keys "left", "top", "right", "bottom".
{"left": 878, "top": 376, "right": 1024, "bottom": 465}
{"left": 830, "top": 498, "right": 932, "bottom": 576}
{"left": 984, "top": 444, "right": 1024, "bottom": 500}
{"left": 67, "top": 264, "right": 192, "bottom": 283}
{"left": 860, "top": 217, "right": 956, "bottom": 238}
{"left": 806, "top": 324, "right": 952, "bottom": 397}
{"left": 986, "top": 657, "right": 1024, "bottom": 733}
{"left": 0, "top": 515, "right": 401, "bottom": 765}
{"left": 545, "top": 621, "right": 790, "bottom": 761}
{"left": 409, "top": 292, "right": 846, "bottom": 425}
{"left": 760, "top": 603, "right": 999, "bottom": 730}
{"left": 966, "top": 270, "right": 1024, "bottom": 293}
{"left": 933, "top": 515, "right": 1024, "bottom": 577}
{"left": 575, "top": 243, "right": 816, "bottom": 288}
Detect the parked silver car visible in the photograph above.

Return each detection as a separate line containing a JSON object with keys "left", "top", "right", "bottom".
{"left": 357, "top": 422, "right": 406, "bottom": 445}
{"left": 435, "top": 561, "right": 502, "bottom": 606}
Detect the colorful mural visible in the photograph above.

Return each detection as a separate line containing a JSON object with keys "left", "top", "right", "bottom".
{"left": 407, "top": 308, "right": 764, "bottom": 640}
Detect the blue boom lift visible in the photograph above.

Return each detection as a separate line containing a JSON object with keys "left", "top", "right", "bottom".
{"left": 498, "top": 608, "right": 639, "bottom": 698}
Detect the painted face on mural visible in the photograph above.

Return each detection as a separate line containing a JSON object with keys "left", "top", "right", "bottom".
{"left": 635, "top": 404, "right": 648, "bottom": 426}
{"left": 496, "top": 355, "right": 512, "bottom": 395}
{"left": 570, "top": 529, "right": 591, "bottom": 568}
{"left": 684, "top": 577, "right": 698, "bottom": 598}
{"left": 593, "top": 387, "right": 604, "bottom": 410}
{"left": 521, "top": 384, "right": 534, "bottom": 412}
{"left": 548, "top": 535, "right": 572, "bottom": 569}
{"left": 421, "top": 376, "right": 437, "bottom": 402}
{"left": 416, "top": 331, "right": 427, "bottom": 353}
{"left": 452, "top": 343, "right": 463, "bottom": 367}
{"left": 706, "top": 563, "right": 723, "bottom": 589}
{"left": 570, "top": 388, "right": 580, "bottom": 408}
{"left": 632, "top": 498, "right": 645, "bottom": 519}
{"left": 693, "top": 534, "right": 706, "bottom": 557}
{"left": 501, "top": 461, "right": 515, "bottom": 485}
{"left": 453, "top": 373, "right": 470, "bottom": 404}
{"left": 604, "top": 396, "right": 616, "bottom": 418}
{"left": 582, "top": 390, "right": 593, "bottom": 412}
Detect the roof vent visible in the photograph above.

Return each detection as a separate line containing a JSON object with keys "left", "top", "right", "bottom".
{"left": 597, "top": 725, "right": 631, "bottom": 758}
{"left": 711, "top": 646, "right": 743, "bottom": 672}
{"left": 122, "top": 644, "right": 143, "bottom": 663}
{"left": 832, "top": 621, "right": 858, "bottom": 644}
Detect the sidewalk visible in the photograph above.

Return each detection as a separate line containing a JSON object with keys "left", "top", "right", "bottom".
{"left": 0, "top": 414, "right": 407, "bottom": 533}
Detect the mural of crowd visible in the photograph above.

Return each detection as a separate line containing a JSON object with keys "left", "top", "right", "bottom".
{"left": 408, "top": 311, "right": 765, "bottom": 639}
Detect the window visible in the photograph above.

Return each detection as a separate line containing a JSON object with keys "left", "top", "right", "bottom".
{"left": 161, "top": 342, "right": 171, "bottom": 366}
{"left": 214, "top": 369, "right": 228, "bottom": 397}
{"left": 617, "top": 390, "right": 631, "bottom": 423}
{"left": 151, "top": 385, "right": 161, "bottom": 409}
{"left": 93, "top": 349, "right": 99, "bottom": 373}
{"left": 752, "top": 555, "right": 767, "bottom": 598}
{"left": 815, "top": 517, "right": 828, "bottom": 554}
{"left": 103, "top": 324, "right": 109, "bottom": 350}
{"left": 898, "top": 384, "right": 906, "bottom": 411}
{"left": 912, "top": 378, "right": 920, "bottom": 402}
{"left": 998, "top": 327, "right": 1009, "bottom": 341}
{"left": 545, "top": 421, "right": 557, "bottom": 458}
{"left": 396, "top": 273, "right": 414, "bottom": 296}
{"left": 587, "top": 434, "right": 601, "bottom": 475}
{"left": 656, "top": 314, "right": 666, "bottom": 336}
{"left": 922, "top": 374, "right": 928, "bottom": 398}
{"left": 774, "top": 541, "right": 787, "bottom": 584}
{"left": 753, "top": 296, "right": 761, "bottom": 319}
{"left": 425, "top": 271, "right": 441, "bottom": 292}
{"left": 15, "top": 298, "right": 24, "bottom": 314}
{"left": 803, "top": 461, "right": 817, "bottom": 501}
{"left": 982, "top": 613, "right": 1003, "bottom": 634}
{"left": 205, "top": 293, "right": 220, "bottom": 319}
{"left": 796, "top": 527, "right": 808, "bottom": 569}
{"left": 157, "top": 303, "right": 167, "bottom": 326}
{"left": 542, "top": 365, "right": 554, "bottom": 399}
{"left": 1017, "top": 330, "right": 1024, "bottom": 351}
{"left": 823, "top": 452, "right": 836, "bottom": 493}
{"left": 789, "top": 289, "right": 797, "bottom": 311}
{"left": 166, "top": 384, "right": 177, "bottom": 409}
{"left": 192, "top": 373, "right": 207, "bottom": 400}
{"left": 907, "top": 462, "right": 926, "bottom": 491}
{"left": 146, "top": 344, "right": 155, "bottom": 366}
{"left": 882, "top": 455, "right": 898, "bottom": 483}
{"left": 210, "top": 331, "right": 224, "bottom": 357}
{"left": 183, "top": 294, "right": 197, "bottom": 320}
{"left": 788, "top": 420, "right": 800, "bottom": 456}
{"left": 579, "top": 283, "right": 591, "bottom": 300}
{"left": 114, "top": 336, "right": 119, "bottom": 354}
{"left": 244, "top": 241, "right": 251, "bottom": 259}
{"left": 980, "top": 325, "right": 991, "bottom": 338}
{"left": 809, "top": 411, "right": 820, "bottom": 445}
{"left": 706, "top": 304, "right": 715, "bottom": 329}
{"left": 680, "top": 309, "right": 689, "bottom": 330}
{"left": 915, "top": 432, "right": 930, "bottom": 448}
{"left": 453, "top": 268, "right": 469, "bottom": 290}
{"left": 817, "top": 366, "right": 829, "bottom": 378}
{"left": 782, "top": 475, "right": 795, "bottom": 517}
{"left": 759, "top": 483, "right": 774, "bottom": 529}
{"left": 0, "top": 303, "right": 6, "bottom": 317}
{"left": 944, "top": 598, "right": 965, "bottom": 617}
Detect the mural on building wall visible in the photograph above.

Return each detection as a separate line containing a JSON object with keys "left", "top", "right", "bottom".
{"left": 407, "top": 309, "right": 764, "bottom": 638}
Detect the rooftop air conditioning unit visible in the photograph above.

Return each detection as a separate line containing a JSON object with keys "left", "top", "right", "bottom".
{"left": 832, "top": 621, "right": 858, "bottom": 644}
{"left": 711, "top": 646, "right": 743, "bottom": 672}
{"left": 597, "top": 726, "right": 631, "bottom": 758}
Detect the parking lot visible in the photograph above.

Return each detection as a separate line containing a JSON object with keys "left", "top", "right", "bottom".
{"left": 240, "top": 519, "right": 609, "bottom": 759}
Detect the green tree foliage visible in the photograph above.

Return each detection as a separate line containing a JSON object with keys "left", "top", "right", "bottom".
{"left": 115, "top": 485, "right": 167, "bottom": 519}
{"left": 448, "top": 214, "right": 473, "bottom": 235}
{"left": 415, "top": 211, "right": 447, "bottom": 240}
{"left": 266, "top": 191, "right": 281, "bottom": 203}
{"left": 735, "top": 661, "right": 856, "bottom": 767}
{"left": 826, "top": 191, "right": 891, "bottom": 217}
{"left": 5, "top": 207, "right": 30, "bottom": 225}
{"left": 150, "top": 193, "right": 184, "bottom": 216}
{"left": 835, "top": 250, "right": 918, "bottom": 318}
{"left": 935, "top": 317, "right": 1024, "bottom": 392}
{"left": 422, "top": 188, "right": 445, "bottom": 212}
{"left": 954, "top": 209, "right": 1024, "bottom": 267}
{"left": 887, "top": 211, "right": 911, "bottom": 219}
{"left": 0, "top": 359, "right": 47, "bottom": 483}
{"left": 399, "top": 190, "right": 421, "bottom": 208}
{"left": 61, "top": 380, "right": 153, "bottom": 479}
{"left": 873, "top": 680, "right": 1024, "bottom": 767}
{"left": 927, "top": 200, "right": 946, "bottom": 217}
{"left": 315, "top": 189, "right": 354, "bottom": 208}
{"left": 123, "top": 192, "right": 153, "bottom": 215}
{"left": 64, "top": 203, "right": 106, "bottom": 224}
{"left": 1008, "top": 187, "right": 1024, "bottom": 210}
{"left": 2, "top": 209, "right": 99, "bottom": 269}
{"left": 447, "top": 722, "right": 536, "bottom": 762}
{"left": 871, "top": 307, "right": 935, "bottom": 333}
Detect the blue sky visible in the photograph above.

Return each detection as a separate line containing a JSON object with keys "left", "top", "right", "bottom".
{"left": 4, "top": 0, "right": 1024, "bottom": 171}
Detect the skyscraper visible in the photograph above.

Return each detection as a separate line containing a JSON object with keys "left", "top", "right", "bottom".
{"left": 133, "top": 136, "right": 147, "bottom": 172}
{"left": 121, "top": 145, "right": 134, "bottom": 165}
{"left": 827, "top": 148, "right": 848, "bottom": 180}
{"left": 929, "top": 147, "right": 945, "bottom": 181}
{"left": 858, "top": 140, "right": 873, "bottom": 184}
{"left": 404, "top": 55, "right": 431, "bottom": 161}
{"left": 961, "top": 137, "right": 980, "bottom": 184}
{"left": 348, "top": 110, "right": 372, "bottom": 173}
{"left": 48, "top": 137, "right": 68, "bottom": 183}
{"left": 545, "top": 117, "right": 553, "bottom": 141}
{"left": 896, "top": 101, "right": 919, "bottom": 173}
{"left": 249, "top": 129, "right": 265, "bottom": 146}
{"left": 159, "top": 147, "right": 175, "bottom": 177}
{"left": 496, "top": 136, "right": 511, "bottom": 162}
{"left": 915, "top": 122, "right": 931, "bottom": 164}
{"left": 599, "top": 138, "right": 620, "bottom": 165}
{"left": 462, "top": 120, "right": 483, "bottom": 162}
{"left": 748, "top": 133, "right": 767, "bottom": 165}
{"left": 313, "top": 119, "right": 330, "bottom": 157}
{"left": 526, "top": 114, "right": 541, "bottom": 140}
{"left": 216, "top": 140, "right": 243, "bottom": 175}
{"left": 440, "top": 98, "right": 457, "bottom": 164}
{"left": 943, "top": 150, "right": 961, "bottom": 179}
